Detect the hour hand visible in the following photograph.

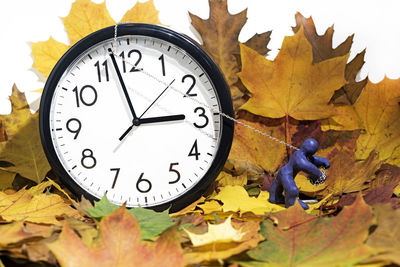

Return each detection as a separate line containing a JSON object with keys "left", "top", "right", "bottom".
{"left": 140, "top": 114, "right": 185, "bottom": 124}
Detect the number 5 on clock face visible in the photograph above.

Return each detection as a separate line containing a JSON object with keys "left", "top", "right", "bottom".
{"left": 40, "top": 24, "right": 233, "bottom": 212}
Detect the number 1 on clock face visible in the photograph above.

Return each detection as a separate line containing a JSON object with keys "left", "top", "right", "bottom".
{"left": 49, "top": 35, "right": 222, "bottom": 207}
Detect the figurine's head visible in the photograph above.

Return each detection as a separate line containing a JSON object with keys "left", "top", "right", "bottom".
{"left": 300, "top": 138, "right": 319, "bottom": 156}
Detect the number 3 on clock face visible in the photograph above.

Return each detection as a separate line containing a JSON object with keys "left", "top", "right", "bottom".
{"left": 39, "top": 24, "right": 234, "bottom": 212}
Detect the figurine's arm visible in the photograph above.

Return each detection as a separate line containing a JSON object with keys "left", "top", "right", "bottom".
{"left": 310, "top": 156, "right": 330, "bottom": 169}
{"left": 297, "top": 155, "right": 323, "bottom": 178}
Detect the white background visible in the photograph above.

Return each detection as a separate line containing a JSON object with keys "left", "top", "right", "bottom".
{"left": 1, "top": 0, "right": 400, "bottom": 114}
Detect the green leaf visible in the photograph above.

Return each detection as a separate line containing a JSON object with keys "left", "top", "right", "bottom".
{"left": 86, "top": 195, "right": 175, "bottom": 240}
{"left": 86, "top": 195, "right": 119, "bottom": 218}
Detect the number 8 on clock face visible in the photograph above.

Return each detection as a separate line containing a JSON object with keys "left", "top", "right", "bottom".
{"left": 39, "top": 24, "right": 234, "bottom": 212}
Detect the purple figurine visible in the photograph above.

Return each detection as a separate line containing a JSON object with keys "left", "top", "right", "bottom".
{"left": 268, "top": 138, "right": 330, "bottom": 210}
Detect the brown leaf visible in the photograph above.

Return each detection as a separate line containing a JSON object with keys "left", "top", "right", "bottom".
{"left": 189, "top": 0, "right": 246, "bottom": 110}
{"left": 47, "top": 207, "right": 184, "bottom": 267}
{"left": 330, "top": 50, "right": 368, "bottom": 105}
{"left": 292, "top": 12, "right": 353, "bottom": 63}
{"left": 247, "top": 194, "right": 376, "bottom": 266}
{"left": 243, "top": 32, "right": 271, "bottom": 57}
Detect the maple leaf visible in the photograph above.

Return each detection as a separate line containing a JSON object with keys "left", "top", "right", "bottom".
{"left": 355, "top": 78, "right": 400, "bottom": 165}
{"left": 226, "top": 119, "right": 287, "bottom": 177}
{"left": 292, "top": 12, "right": 367, "bottom": 106}
{"left": 31, "top": 0, "right": 161, "bottom": 78}
{"left": 86, "top": 195, "right": 175, "bottom": 240}
{"left": 48, "top": 207, "right": 184, "bottom": 267}
{"left": 364, "top": 204, "right": 400, "bottom": 265}
{"left": 296, "top": 135, "right": 381, "bottom": 198}
{"left": 245, "top": 194, "right": 376, "bottom": 266}
{"left": 185, "top": 216, "right": 244, "bottom": 247}
{"left": 189, "top": 0, "right": 270, "bottom": 109}
{"left": 215, "top": 171, "right": 247, "bottom": 188}
{"left": 183, "top": 217, "right": 263, "bottom": 265}
{"left": 239, "top": 27, "right": 348, "bottom": 121}
{"left": 0, "top": 170, "right": 16, "bottom": 190}
{"left": 0, "top": 86, "right": 51, "bottom": 183}
{"left": 0, "top": 180, "right": 80, "bottom": 224}
{"left": 0, "top": 221, "right": 52, "bottom": 247}
{"left": 211, "top": 185, "right": 285, "bottom": 215}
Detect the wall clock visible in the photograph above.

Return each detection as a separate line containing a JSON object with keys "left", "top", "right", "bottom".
{"left": 39, "top": 23, "right": 234, "bottom": 212}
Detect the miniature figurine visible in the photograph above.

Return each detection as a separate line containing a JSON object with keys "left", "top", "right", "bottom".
{"left": 268, "top": 138, "right": 330, "bottom": 210}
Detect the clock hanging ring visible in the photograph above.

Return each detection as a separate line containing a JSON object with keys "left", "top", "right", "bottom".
{"left": 39, "top": 23, "right": 234, "bottom": 212}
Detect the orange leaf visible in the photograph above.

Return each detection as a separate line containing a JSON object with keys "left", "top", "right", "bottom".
{"left": 239, "top": 27, "right": 348, "bottom": 121}
{"left": 48, "top": 207, "right": 184, "bottom": 267}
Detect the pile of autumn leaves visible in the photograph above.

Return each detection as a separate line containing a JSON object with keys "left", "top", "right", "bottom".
{"left": 1, "top": 0, "right": 400, "bottom": 266}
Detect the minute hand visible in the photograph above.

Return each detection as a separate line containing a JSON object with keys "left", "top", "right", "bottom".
{"left": 140, "top": 114, "right": 185, "bottom": 124}
{"left": 108, "top": 48, "right": 138, "bottom": 120}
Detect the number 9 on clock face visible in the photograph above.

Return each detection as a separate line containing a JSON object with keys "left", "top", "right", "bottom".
{"left": 39, "top": 24, "right": 234, "bottom": 212}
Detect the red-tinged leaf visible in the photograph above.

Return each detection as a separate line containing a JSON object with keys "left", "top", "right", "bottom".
{"left": 47, "top": 207, "right": 183, "bottom": 267}
{"left": 247, "top": 194, "right": 376, "bottom": 266}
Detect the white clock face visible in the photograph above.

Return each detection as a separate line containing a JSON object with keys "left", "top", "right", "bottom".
{"left": 48, "top": 35, "right": 222, "bottom": 207}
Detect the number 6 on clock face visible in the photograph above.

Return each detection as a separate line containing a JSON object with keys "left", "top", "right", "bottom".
{"left": 39, "top": 24, "right": 234, "bottom": 212}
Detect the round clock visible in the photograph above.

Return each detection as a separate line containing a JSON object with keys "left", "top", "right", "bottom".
{"left": 39, "top": 23, "right": 234, "bottom": 212}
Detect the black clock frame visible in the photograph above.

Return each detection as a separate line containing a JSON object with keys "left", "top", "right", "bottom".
{"left": 39, "top": 23, "right": 234, "bottom": 212}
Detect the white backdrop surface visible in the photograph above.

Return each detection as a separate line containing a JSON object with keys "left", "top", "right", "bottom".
{"left": 0, "top": 0, "right": 399, "bottom": 113}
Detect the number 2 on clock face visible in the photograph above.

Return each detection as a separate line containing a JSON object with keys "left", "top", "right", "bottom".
{"left": 47, "top": 34, "right": 224, "bottom": 208}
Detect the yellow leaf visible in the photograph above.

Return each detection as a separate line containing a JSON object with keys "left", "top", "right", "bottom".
{"left": 394, "top": 183, "right": 400, "bottom": 197}
{"left": 61, "top": 0, "right": 115, "bottom": 45}
{"left": 0, "top": 181, "right": 81, "bottom": 224}
{"left": 354, "top": 78, "right": 400, "bottom": 165}
{"left": 121, "top": 0, "right": 160, "bottom": 24}
{"left": 185, "top": 216, "right": 244, "bottom": 247}
{"left": 211, "top": 186, "right": 285, "bottom": 215}
{"left": 31, "top": 37, "right": 69, "bottom": 78}
{"left": 184, "top": 219, "right": 264, "bottom": 265}
{"left": 321, "top": 105, "right": 362, "bottom": 131}
{"left": 227, "top": 119, "right": 287, "bottom": 176}
{"left": 0, "top": 113, "right": 50, "bottom": 183}
{"left": 216, "top": 171, "right": 247, "bottom": 187}
{"left": 0, "top": 170, "right": 16, "bottom": 190}
{"left": 0, "top": 85, "right": 32, "bottom": 137}
{"left": 239, "top": 26, "right": 348, "bottom": 120}
{"left": 0, "top": 221, "right": 53, "bottom": 247}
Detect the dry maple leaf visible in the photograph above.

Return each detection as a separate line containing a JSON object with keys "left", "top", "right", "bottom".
{"left": 189, "top": 0, "right": 271, "bottom": 109}
{"left": 0, "top": 86, "right": 50, "bottom": 184}
{"left": 364, "top": 203, "right": 400, "bottom": 265}
{"left": 245, "top": 194, "right": 376, "bottom": 266}
{"left": 211, "top": 185, "right": 285, "bottom": 215}
{"left": 239, "top": 26, "right": 348, "bottom": 121}
{"left": 354, "top": 78, "right": 400, "bottom": 165}
{"left": 292, "top": 13, "right": 367, "bottom": 106}
{"left": 48, "top": 207, "right": 184, "bottom": 267}
{"left": 226, "top": 118, "right": 286, "bottom": 177}
{"left": 183, "top": 218, "right": 263, "bottom": 265}
{"left": 296, "top": 134, "right": 381, "bottom": 198}
{"left": 31, "top": 0, "right": 161, "bottom": 78}
{"left": 0, "top": 180, "right": 80, "bottom": 224}
{"left": 0, "top": 221, "right": 53, "bottom": 247}
{"left": 184, "top": 216, "right": 244, "bottom": 247}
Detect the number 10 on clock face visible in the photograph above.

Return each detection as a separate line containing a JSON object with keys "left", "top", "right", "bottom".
{"left": 41, "top": 25, "right": 233, "bottom": 211}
